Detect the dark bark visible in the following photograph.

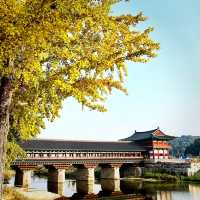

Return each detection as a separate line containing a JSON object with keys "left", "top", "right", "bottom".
{"left": 0, "top": 76, "right": 13, "bottom": 199}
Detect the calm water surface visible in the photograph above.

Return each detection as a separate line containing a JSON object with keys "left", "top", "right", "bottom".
{"left": 9, "top": 176, "right": 200, "bottom": 200}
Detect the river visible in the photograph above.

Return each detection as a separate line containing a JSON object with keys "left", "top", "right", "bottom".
{"left": 8, "top": 175, "right": 200, "bottom": 200}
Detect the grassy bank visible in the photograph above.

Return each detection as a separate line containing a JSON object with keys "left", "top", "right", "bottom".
{"left": 182, "top": 171, "right": 200, "bottom": 182}
{"left": 143, "top": 172, "right": 200, "bottom": 183}
{"left": 182, "top": 175, "right": 200, "bottom": 182}
{"left": 143, "top": 172, "right": 180, "bottom": 182}
{"left": 3, "top": 187, "right": 32, "bottom": 200}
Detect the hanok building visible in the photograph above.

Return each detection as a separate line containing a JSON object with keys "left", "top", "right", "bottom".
{"left": 121, "top": 127, "right": 175, "bottom": 159}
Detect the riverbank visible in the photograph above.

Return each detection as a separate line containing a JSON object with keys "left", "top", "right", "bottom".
{"left": 143, "top": 172, "right": 200, "bottom": 182}
{"left": 3, "top": 187, "right": 61, "bottom": 200}
{"left": 3, "top": 187, "right": 31, "bottom": 200}
{"left": 15, "top": 188, "right": 61, "bottom": 200}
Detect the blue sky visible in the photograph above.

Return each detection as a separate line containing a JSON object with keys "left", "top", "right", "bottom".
{"left": 39, "top": 0, "right": 200, "bottom": 140}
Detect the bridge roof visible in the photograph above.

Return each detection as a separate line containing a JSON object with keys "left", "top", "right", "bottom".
{"left": 18, "top": 139, "right": 146, "bottom": 152}
{"left": 120, "top": 128, "right": 176, "bottom": 141}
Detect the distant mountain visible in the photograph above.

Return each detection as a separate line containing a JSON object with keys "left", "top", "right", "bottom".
{"left": 169, "top": 135, "right": 200, "bottom": 158}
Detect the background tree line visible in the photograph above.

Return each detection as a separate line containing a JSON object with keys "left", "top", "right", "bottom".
{"left": 170, "top": 135, "right": 200, "bottom": 158}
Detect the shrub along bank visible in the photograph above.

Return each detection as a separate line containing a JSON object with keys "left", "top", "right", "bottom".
{"left": 143, "top": 172, "right": 200, "bottom": 182}
{"left": 143, "top": 172, "right": 180, "bottom": 182}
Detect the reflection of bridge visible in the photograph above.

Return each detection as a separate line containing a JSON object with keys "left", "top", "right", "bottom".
{"left": 70, "top": 179, "right": 185, "bottom": 200}
{"left": 69, "top": 179, "right": 147, "bottom": 200}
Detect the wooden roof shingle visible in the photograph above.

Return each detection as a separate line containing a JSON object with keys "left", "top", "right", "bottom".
{"left": 121, "top": 128, "right": 176, "bottom": 141}
{"left": 18, "top": 139, "right": 146, "bottom": 152}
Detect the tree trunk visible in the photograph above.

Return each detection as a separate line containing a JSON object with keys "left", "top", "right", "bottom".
{"left": 0, "top": 77, "right": 13, "bottom": 199}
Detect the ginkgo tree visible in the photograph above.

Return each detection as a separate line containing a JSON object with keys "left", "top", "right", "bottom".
{"left": 0, "top": 0, "right": 159, "bottom": 195}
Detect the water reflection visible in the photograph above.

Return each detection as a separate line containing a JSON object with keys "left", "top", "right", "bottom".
{"left": 189, "top": 184, "right": 200, "bottom": 200}
{"left": 66, "top": 179, "right": 151, "bottom": 199}
{"left": 76, "top": 180, "right": 94, "bottom": 194}
{"left": 156, "top": 191, "right": 172, "bottom": 200}
{"left": 48, "top": 181, "right": 65, "bottom": 195}
{"left": 121, "top": 180, "right": 154, "bottom": 200}
{"left": 101, "top": 179, "right": 120, "bottom": 192}
{"left": 121, "top": 179, "right": 142, "bottom": 193}
{"left": 7, "top": 176, "right": 200, "bottom": 200}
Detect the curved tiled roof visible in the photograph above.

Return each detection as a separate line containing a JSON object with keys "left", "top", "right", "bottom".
{"left": 121, "top": 128, "right": 176, "bottom": 141}
{"left": 18, "top": 139, "right": 146, "bottom": 152}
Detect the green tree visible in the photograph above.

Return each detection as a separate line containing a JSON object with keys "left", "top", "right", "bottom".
{"left": 185, "top": 138, "right": 200, "bottom": 157}
{"left": 5, "top": 141, "right": 25, "bottom": 170}
{"left": 169, "top": 135, "right": 200, "bottom": 158}
{"left": 0, "top": 0, "right": 159, "bottom": 196}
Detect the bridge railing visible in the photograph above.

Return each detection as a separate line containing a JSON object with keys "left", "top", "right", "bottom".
{"left": 23, "top": 151, "right": 144, "bottom": 160}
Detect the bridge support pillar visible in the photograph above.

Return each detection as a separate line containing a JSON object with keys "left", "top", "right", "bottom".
{"left": 14, "top": 165, "right": 36, "bottom": 188}
{"left": 101, "top": 179, "right": 120, "bottom": 192}
{"left": 75, "top": 164, "right": 96, "bottom": 181}
{"left": 123, "top": 166, "right": 143, "bottom": 177}
{"left": 46, "top": 164, "right": 70, "bottom": 195}
{"left": 101, "top": 164, "right": 122, "bottom": 179}
{"left": 76, "top": 180, "right": 94, "bottom": 194}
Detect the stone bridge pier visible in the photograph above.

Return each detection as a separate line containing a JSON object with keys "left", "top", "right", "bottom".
{"left": 46, "top": 164, "right": 70, "bottom": 195}
{"left": 14, "top": 165, "right": 36, "bottom": 188}
{"left": 75, "top": 164, "right": 96, "bottom": 181}
{"left": 100, "top": 164, "right": 122, "bottom": 180}
{"left": 76, "top": 180, "right": 94, "bottom": 194}
{"left": 101, "top": 179, "right": 120, "bottom": 193}
{"left": 120, "top": 164, "right": 143, "bottom": 178}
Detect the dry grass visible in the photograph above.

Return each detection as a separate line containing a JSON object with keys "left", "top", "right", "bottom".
{"left": 3, "top": 170, "right": 15, "bottom": 183}
{"left": 3, "top": 187, "right": 32, "bottom": 200}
